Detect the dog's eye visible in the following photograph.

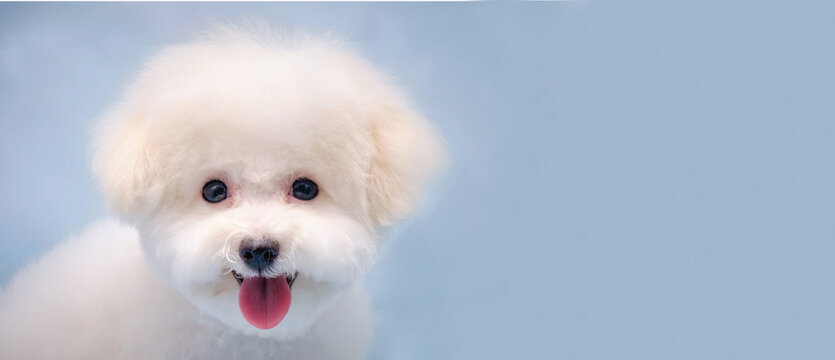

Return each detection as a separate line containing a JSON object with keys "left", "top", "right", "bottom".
{"left": 202, "top": 180, "right": 228, "bottom": 203}
{"left": 291, "top": 178, "right": 318, "bottom": 201}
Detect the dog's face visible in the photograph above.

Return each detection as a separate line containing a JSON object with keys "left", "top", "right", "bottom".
{"left": 91, "top": 31, "right": 443, "bottom": 339}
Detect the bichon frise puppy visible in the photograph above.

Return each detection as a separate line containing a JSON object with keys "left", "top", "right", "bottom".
{"left": 0, "top": 26, "right": 444, "bottom": 359}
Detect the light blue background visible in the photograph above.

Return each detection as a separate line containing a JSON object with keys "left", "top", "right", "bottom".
{"left": 2, "top": 1, "right": 835, "bottom": 359}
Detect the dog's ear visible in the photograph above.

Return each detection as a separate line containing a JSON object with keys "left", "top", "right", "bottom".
{"left": 367, "top": 97, "right": 446, "bottom": 226}
{"left": 91, "top": 105, "right": 162, "bottom": 221}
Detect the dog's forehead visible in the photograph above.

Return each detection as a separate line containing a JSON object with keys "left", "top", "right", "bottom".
{"left": 145, "top": 103, "right": 374, "bottom": 185}
{"left": 129, "top": 41, "right": 380, "bottom": 173}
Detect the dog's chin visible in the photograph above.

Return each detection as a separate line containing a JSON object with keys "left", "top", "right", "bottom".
{"left": 180, "top": 272, "right": 349, "bottom": 340}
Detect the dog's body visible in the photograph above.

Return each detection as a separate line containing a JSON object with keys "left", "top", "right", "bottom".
{"left": 0, "top": 26, "right": 443, "bottom": 359}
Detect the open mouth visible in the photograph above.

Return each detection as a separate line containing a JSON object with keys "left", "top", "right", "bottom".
{"left": 231, "top": 270, "right": 298, "bottom": 330}
{"left": 231, "top": 270, "right": 297, "bottom": 288}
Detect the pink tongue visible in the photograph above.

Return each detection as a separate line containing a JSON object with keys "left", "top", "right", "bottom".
{"left": 238, "top": 275, "right": 292, "bottom": 329}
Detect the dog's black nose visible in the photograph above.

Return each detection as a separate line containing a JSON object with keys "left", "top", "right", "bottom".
{"left": 240, "top": 246, "right": 279, "bottom": 271}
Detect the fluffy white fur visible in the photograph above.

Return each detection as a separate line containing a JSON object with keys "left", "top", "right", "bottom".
{"left": 0, "top": 26, "right": 444, "bottom": 359}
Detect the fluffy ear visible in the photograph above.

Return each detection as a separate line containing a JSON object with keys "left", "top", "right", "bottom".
{"left": 91, "top": 105, "right": 162, "bottom": 220}
{"left": 367, "top": 99, "right": 446, "bottom": 226}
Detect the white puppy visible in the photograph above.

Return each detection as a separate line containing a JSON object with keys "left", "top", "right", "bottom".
{"left": 0, "top": 26, "right": 444, "bottom": 359}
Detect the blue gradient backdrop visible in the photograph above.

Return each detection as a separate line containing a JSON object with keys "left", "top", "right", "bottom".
{"left": 2, "top": 1, "right": 835, "bottom": 359}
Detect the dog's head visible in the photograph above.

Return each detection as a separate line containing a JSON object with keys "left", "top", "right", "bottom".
{"left": 91, "top": 28, "right": 444, "bottom": 338}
